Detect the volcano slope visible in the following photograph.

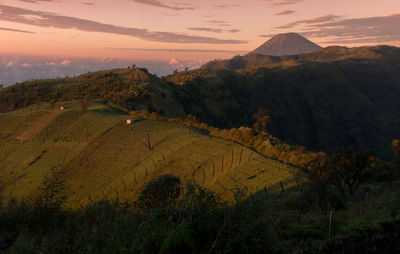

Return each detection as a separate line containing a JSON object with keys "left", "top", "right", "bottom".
{"left": 168, "top": 46, "right": 400, "bottom": 159}
{"left": 0, "top": 102, "right": 295, "bottom": 207}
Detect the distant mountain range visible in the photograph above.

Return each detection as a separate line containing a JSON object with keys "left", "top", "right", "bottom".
{"left": 248, "top": 33, "right": 322, "bottom": 56}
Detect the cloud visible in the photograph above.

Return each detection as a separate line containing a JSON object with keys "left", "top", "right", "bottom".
{"left": 275, "top": 10, "right": 296, "bottom": 16}
{"left": 265, "top": 0, "right": 303, "bottom": 6}
{"left": 259, "top": 34, "right": 275, "bottom": 38}
{"left": 189, "top": 27, "right": 223, "bottom": 33}
{"left": 106, "top": 47, "right": 248, "bottom": 54}
{"left": 162, "top": 13, "right": 180, "bottom": 16}
{"left": 212, "top": 4, "right": 241, "bottom": 10}
{"left": 277, "top": 14, "right": 342, "bottom": 28}
{"left": 206, "top": 20, "right": 232, "bottom": 27}
{"left": 188, "top": 27, "right": 239, "bottom": 34}
{"left": 0, "top": 4, "right": 245, "bottom": 44}
{"left": 132, "top": 0, "right": 194, "bottom": 11}
{"left": 83, "top": 2, "right": 94, "bottom": 5}
{"left": 168, "top": 58, "right": 179, "bottom": 65}
{"left": 60, "top": 59, "right": 71, "bottom": 65}
{"left": 300, "top": 13, "right": 400, "bottom": 44}
{"left": 0, "top": 55, "right": 206, "bottom": 86}
{"left": 0, "top": 26, "right": 35, "bottom": 34}
{"left": 17, "top": 0, "right": 55, "bottom": 3}
{"left": 226, "top": 29, "right": 240, "bottom": 33}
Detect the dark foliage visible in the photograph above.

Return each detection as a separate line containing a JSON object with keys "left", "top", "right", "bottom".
{"left": 171, "top": 46, "right": 400, "bottom": 159}
{"left": 0, "top": 169, "right": 399, "bottom": 253}
{"left": 137, "top": 175, "right": 181, "bottom": 209}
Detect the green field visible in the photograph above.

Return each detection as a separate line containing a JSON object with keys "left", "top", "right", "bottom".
{"left": 0, "top": 102, "right": 295, "bottom": 207}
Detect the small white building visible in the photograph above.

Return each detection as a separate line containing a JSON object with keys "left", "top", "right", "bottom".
{"left": 126, "top": 118, "right": 135, "bottom": 124}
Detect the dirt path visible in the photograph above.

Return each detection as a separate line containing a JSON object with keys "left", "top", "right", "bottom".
{"left": 16, "top": 111, "right": 63, "bottom": 142}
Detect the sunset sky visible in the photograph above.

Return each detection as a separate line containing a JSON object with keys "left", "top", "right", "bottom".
{"left": 0, "top": 0, "right": 399, "bottom": 62}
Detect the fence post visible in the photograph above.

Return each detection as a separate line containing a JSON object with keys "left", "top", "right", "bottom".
{"left": 329, "top": 210, "right": 333, "bottom": 240}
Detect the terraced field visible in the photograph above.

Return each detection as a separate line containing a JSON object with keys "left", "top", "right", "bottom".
{"left": 0, "top": 102, "right": 296, "bottom": 207}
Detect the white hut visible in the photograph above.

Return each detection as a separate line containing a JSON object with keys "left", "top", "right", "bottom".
{"left": 126, "top": 118, "right": 135, "bottom": 124}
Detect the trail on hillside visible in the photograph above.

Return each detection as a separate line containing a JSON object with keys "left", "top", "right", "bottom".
{"left": 16, "top": 110, "right": 63, "bottom": 142}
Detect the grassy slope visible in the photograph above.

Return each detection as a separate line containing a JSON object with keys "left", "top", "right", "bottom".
{"left": 0, "top": 102, "right": 295, "bottom": 207}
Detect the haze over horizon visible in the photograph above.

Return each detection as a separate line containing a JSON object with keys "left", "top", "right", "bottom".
{"left": 1, "top": 0, "right": 399, "bottom": 85}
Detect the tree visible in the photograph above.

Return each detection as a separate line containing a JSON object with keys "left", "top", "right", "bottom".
{"left": 37, "top": 167, "right": 67, "bottom": 211}
{"left": 137, "top": 175, "right": 181, "bottom": 209}
{"left": 304, "top": 150, "right": 373, "bottom": 197}
{"left": 228, "top": 55, "right": 246, "bottom": 69}
{"left": 252, "top": 108, "right": 270, "bottom": 133}
{"left": 80, "top": 96, "right": 90, "bottom": 115}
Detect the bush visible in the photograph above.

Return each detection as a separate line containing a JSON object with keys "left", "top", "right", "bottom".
{"left": 159, "top": 222, "right": 195, "bottom": 254}
{"left": 137, "top": 175, "right": 181, "bottom": 209}
{"left": 37, "top": 167, "right": 67, "bottom": 211}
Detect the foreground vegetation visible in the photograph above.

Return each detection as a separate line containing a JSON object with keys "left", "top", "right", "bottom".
{"left": 1, "top": 153, "right": 399, "bottom": 253}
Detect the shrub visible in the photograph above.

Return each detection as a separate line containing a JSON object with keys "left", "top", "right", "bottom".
{"left": 37, "top": 167, "right": 67, "bottom": 211}
{"left": 159, "top": 222, "right": 195, "bottom": 254}
{"left": 137, "top": 175, "right": 181, "bottom": 209}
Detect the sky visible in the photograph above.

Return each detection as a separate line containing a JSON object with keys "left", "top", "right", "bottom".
{"left": 0, "top": 0, "right": 399, "bottom": 62}
{"left": 0, "top": 0, "right": 399, "bottom": 86}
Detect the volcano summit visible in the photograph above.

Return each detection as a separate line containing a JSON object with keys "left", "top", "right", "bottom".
{"left": 249, "top": 33, "right": 322, "bottom": 56}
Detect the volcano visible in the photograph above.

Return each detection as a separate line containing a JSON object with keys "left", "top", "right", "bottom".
{"left": 249, "top": 33, "right": 322, "bottom": 56}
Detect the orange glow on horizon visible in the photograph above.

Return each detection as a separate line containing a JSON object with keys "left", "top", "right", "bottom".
{"left": 0, "top": 0, "right": 399, "bottom": 61}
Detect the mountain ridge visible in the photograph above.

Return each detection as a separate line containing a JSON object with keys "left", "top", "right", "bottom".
{"left": 1, "top": 45, "right": 400, "bottom": 159}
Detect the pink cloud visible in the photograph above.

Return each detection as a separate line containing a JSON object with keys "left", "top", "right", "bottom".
{"left": 265, "top": 0, "right": 303, "bottom": 6}
{"left": 275, "top": 10, "right": 296, "bottom": 16}
{"left": 277, "top": 14, "right": 342, "bottom": 28}
{"left": 132, "top": 0, "right": 194, "bottom": 11}
{"left": 0, "top": 4, "right": 245, "bottom": 44}
{"left": 60, "top": 59, "right": 71, "bottom": 65}
{"left": 168, "top": 58, "right": 179, "bottom": 65}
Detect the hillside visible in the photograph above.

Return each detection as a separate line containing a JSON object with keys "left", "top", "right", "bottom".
{"left": 0, "top": 102, "right": 295, "bottom": 207}
{"left": 167, "top": 46, "right": 400, "bottom": 159}
{"left": 1, "top": 46, "right": 400, "bottom": 159}
{"left": 0, "top": 67, "right": 186, "bottom": 118}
